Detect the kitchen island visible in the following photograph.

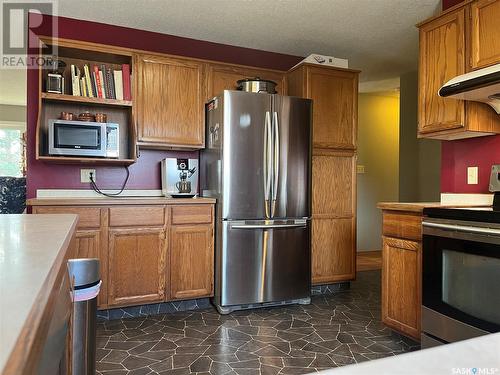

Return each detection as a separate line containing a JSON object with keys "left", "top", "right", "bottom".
{"left": 0, "top": 214, "right": 77, "bottom": 375}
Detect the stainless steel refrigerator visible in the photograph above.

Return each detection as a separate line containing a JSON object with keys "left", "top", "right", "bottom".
{"left": 201, "top": 90, "right": 312, "bottom": 314}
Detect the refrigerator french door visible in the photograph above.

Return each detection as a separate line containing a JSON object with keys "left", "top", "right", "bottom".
{"left": 201, "top": 90, "right": 312, "bottom": 313}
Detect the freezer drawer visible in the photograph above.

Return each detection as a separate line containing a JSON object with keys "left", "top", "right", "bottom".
{"left": 219, "top": 220, "right": 311, "bottom": 307}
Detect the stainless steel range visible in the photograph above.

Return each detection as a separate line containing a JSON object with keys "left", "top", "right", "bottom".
{"left": 421, "top": 165, "right": 500, "bottom": 348}
{"left": 200, "top": 90, "right": 312, "bottom": 314}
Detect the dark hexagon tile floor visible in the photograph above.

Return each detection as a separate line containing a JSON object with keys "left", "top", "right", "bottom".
{"left": 96, "top": 271, "right": 419, "bottom": 374}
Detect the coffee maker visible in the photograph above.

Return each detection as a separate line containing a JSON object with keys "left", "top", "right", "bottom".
{"left": 161, "top": 158, "right": 199, "bottom": 197}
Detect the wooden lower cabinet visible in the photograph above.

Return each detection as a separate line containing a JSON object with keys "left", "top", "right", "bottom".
{"left": 382, "top": 236, "right": 421, "bottom": 340}
{"left": 170, "top": 224, "right": 214, "bottom": 300}
{"left": 30, "top": 202, "right": 215, "bottom": 310}
{"left": 73, "top": 229, "right": 107, "bottom": 307}
{"left": 108, "top": 227, "right": 167, "bottom": 307}
{"left": 378, "top": 206, "right": 424, "bottom": 341}
{"left": 312, "top": 217, "right": 356, "bottom": 284}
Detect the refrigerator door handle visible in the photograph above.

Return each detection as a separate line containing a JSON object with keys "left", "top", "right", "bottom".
{"left": 264, "top": 111, "right": 272, "bottom": 218}
{"left": 271, "top": 111, "right": 280, "bottom": 217}
{"left": 230, "top": 222, "right": 307, "bottom": 230}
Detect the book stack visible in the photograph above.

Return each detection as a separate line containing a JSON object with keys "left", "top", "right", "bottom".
{"left": 70, "top": 63, "right": 132, "bottom": 101}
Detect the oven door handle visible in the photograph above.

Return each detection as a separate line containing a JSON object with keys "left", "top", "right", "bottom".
{"left": 423, "top": 221, "right": 500, "bottom": 236}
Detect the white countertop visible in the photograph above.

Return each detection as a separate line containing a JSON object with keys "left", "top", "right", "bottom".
{"left": 323, "top": 333, "right": 500, "bottom": 374}
{"left": 0, "top": 214, "right": 77, "bottom": 373}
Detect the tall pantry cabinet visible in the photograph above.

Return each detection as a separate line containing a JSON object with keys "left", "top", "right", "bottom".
{"left": 287, "top": 64, "right": 360, "bottom": 284}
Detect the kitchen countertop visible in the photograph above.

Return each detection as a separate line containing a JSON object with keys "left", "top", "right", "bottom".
{"left": 323, "top": 332, "right": 500, "bottom": 374}
{"left": 376, "top": 201, "right": 486, "bottom": 213}
{"left": 0, "top": 214, "right": 77, "bottom": 374}
{"left": 27, "top": 196, "right": 216, "bottom": 206}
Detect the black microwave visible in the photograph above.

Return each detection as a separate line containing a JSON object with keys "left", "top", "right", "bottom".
{"left": 48, "top": 119, "right": 119, "bottom": 158}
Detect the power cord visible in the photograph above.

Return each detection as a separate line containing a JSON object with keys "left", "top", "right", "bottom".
{"left": 89, "top": 166, "right": 130, "bottom": 197}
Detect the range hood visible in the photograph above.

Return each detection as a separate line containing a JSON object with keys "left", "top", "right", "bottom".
{"left": 438, "top": 63, "right": 500, "bottom": 114}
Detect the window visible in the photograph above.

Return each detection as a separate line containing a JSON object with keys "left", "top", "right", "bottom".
{"left": 0, "top": 125, "right": 24, "bottom": 177}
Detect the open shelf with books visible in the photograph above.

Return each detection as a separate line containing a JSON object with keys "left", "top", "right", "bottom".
{"left": 36, "top": 37, "right": 137, "bottom": 165}
{"left": 41, "top": 92, "right": 132, "bottom": 107}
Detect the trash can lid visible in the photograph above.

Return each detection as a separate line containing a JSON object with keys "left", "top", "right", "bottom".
{"left": 68, "top": 258, "right": 100, "bottom": 287}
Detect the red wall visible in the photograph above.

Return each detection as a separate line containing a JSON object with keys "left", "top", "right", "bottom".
{"left": 26, "top": 14, "right": 302, "bottom": 198}
{"left": 439, "top": 0, "right": 500, "bottom": 193}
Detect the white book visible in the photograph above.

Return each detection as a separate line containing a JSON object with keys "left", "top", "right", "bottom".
{"left": 113, "top": 70, "right": 123, "bottom": 100}
{"left": 71, "top": 65, "right": 80, "bottom": 96}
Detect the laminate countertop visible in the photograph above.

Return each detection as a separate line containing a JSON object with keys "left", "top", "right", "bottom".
{"left": 0, "top": 214, "right": 77, "bottom": 374}
{"left": 377, "top": 201, "right": 485, "bottom": 213}
{"left": 27, "top": 196, "right": 216, "bottom": 206}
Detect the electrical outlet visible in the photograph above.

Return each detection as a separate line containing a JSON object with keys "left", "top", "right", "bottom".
{"left": 467, "top": 166, "right": 478, "bottom": 185}
{"left": 81, "top": 169, "right": 96, "bottom": 183}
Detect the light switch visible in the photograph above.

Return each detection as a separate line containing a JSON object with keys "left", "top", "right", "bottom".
{"left": 467, "top": 166, "right": 478, "bottom": 185}
{"left": 357, "top": 165, "right": 366, "bottom": 174}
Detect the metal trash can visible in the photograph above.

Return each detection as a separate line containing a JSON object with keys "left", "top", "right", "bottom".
{"left": 68, "top": 258, "right": 101, "bottom": 375}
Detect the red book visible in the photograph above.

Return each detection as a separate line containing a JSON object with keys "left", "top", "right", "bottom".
{"left": 122, "top": 64, "right": 131, "bottom": 100}
{"left": 93, "top": 65, "right": 103, "bottom": 98}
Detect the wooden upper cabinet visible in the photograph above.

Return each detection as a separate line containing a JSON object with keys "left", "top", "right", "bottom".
{"left": 287, "top": 65, "right": 359, "bottom": 150}
{"left": 418, "top": 8, "right": 466, "bottom": 135}
{"left": 108, "top": 227, "right": 166, "bottom": 307}
{"left": 470, "top": 0, "right": 500, "bottom": 69}
{"left": 169, "top": 224, "right": 214, "bottom": 300}
{"left": 206, "top": 63, "right": 286, "bottom": 99}
{"left": 134, "top": 53, "right": 205, "bottom": 148}
{"left": 417, "top": 2, "right": 500, "bottom": 139}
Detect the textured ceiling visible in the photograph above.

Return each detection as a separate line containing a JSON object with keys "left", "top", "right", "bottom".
{"left": 56, "top": 0, "right": 441, "bottom": 82}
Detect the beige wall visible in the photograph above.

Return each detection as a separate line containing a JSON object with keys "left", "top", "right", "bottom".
{"left": 0, "top": 104, "right": 26, "bottom": 124}
{"left": 357, "top": 92, "right": 400, "bottom": 251}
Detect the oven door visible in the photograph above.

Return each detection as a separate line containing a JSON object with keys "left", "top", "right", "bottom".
{"left": 49, "top": 120, "right": 106, "bottom": 157}
{"left": 422, "top": 218, "right": 500, "bottom": 342}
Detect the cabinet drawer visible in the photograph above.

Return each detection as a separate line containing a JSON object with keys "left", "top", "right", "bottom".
{"left": 171, "top": 205, "right": 213, "bottom": 225}
{"left": 109, "top": 206, "right": 165, "bottom": 227}
{"left": 382, "top": 212, "right": 422, "bottom": 241}
{"left": 33, "top": 206, "right": 101, "bottom": 229}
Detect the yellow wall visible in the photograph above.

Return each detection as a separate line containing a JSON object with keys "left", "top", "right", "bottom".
{"left": 357, "top": 92, "right": 400, "bottom": 251}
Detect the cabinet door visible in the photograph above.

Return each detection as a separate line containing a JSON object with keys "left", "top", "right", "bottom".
{"left": 312, "top": 218, "right": 356, "bottom": 284}
{"left": 73, "top": 230, "right": 107, "bottom": 307}
{"left": 470, "top": 0, "right": 500, "bottom": 69}
{"left": 170, "top": 224, "right": 214, "bottom": 300}
{"left": 206, "top": 63, "right": 286, "bottom": 99}
{"left": 382, "top": 236, "right": 421, "bottom": 340}
{"left": 134, "top": 54, "right": 205, "bottom": 148}
{"left": 306, "top": 66, "right": 357, "bottom": 149}
{"left": 312, "top": 151, "right": 356, "bottom": 217}
{"left": 108, "top": 227, "right": 166, "bottom": 307}
{"left": 418, "top": 8, "right": 466, "bottom": 134}
{"left": 311, "top": 150, "right": 356, "bottom": 284}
